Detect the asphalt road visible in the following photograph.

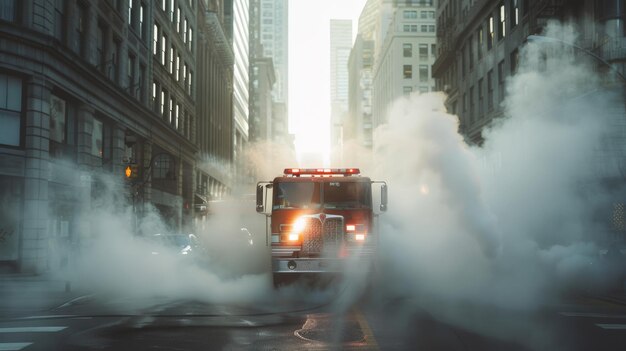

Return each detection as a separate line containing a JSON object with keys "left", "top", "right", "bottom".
{"left": 2, "top": 285, "right": 626, "bottom": 351}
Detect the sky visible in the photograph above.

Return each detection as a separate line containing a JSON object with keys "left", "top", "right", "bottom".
{"left": 288, "top": 0, "right": 368, "bottom": 162}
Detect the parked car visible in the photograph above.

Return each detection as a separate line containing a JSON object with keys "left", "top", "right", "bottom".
{"left": 150, "top": 233, "right": 209, "bottom": 266}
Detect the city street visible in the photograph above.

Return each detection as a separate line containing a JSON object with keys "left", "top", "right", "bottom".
{"left": 2, "top": 276, "right": 626, "bottom": 350}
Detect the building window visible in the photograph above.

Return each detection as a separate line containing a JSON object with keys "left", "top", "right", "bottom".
{"left": 488, "top": 15, "right": 494, "bottom": 49}
{"left": 511, "top": 0, "right": 519, "bottom": 28}
{"left": 429, "top": 25, "right": 435, "bottom": 32}
{"left": 169, "top": 46, "right": 174, "bottom": 73}
{"left": 153, "top": 23, "right": 159, "bottom": 56}
{"left": 0, "top": 0, "right": 16, "bottom": 22}
{"left": 431, "top": 44, "right": 436, "bottom": 57}
{"left": 96, "top": 22, "right": 106, "bottom": 72}
{"left": 128, "top": 0, "right": 133, "bottom": 25}
{"left": 419, "top": 44, "right": 428, "bottom": 60}
{"left": 161, "top": 0, "right": 166, "bottom": 12}
{"left": 54, "top": 0, "right": 65, "bottom": 41}
{"left": 403, "top": 10, "right": 417, "bottom": 19}
{"left": 127, "top": 54, "right": 135, "bottom": 94}
{"left": 461, "top": 44, "right": 466, "bottom": 77}
{"left": 161, "top": 89, "right": 166, "bottom": 116}
{"left": 469, "top": 34, "right": 474, "bottom": 69}
{"left": 478, "top": 78, "right": 484, "bottom": 117}
{"left": 49, "top": 94, "right": 77, "bottom": 160}
{"left": 169, "top": 97, "right": 174, "bottom": 124}
{"left": 477, "top": 26, "right": 483, "bottom": 60}
{"left": 92, "top": 118, "right": 103, "bottom": 158}
{"left": 487, "top": 70, "right": 494, "bottom": 111}
{"left": 498, "top": 60, "right": 505, "bottom": 101}
{"left": 403, "top": 65, "right": 412, "bottom": 79}
{"left": 111, "top": 38, "right": 121, "bottom": 82}
{"left": 176, "top": 6, "right": 180, "bottom": 32}
{"left": 403, "top": 86, "right": 412, "bottom": 95}
{"left": 161, "top": 34, "right": 167, "bottom": 65}
{"left": 138, "top": 64, "right": 145, "bottom": 101}
{"left": 498, "top": 2, "right": 506, "bottom": 40}
{"left": 140, "top": 2, "right": 146, "bottom": 39}
{"left": 403, "top": 43, "right": 412, "bottom": 57}
{"left": 188, "top": 70, "right": 192, "bottom": 95}
{"left": 0, "top": 74, "right": 21, "bottom": 147}
{"left": 183, "top": 18, "right": 188, "bottom": 42}
{"left": 188, "top": 28, "right": 193, "bottom": 51}
{"left": 152, "top": 81, "right": 157, "bottom": 110}
{"left": 176, "top": 54, "right": 181, "bottom": 81}
{"left": 175, "top": 103, "right": 180, "bottom": 130}
{"left": 510, "top": 49, "right": 519, "bottom": 75}
{"left": 469, "top": 86, "right": 475, "bottom": 123}
{"left": 169, "top": 0, "right": 174, "bottom": 22}
{"left": 403, "top": 24, "right": 418, "bottom": 32}
{"left": 153, "top": 154, "right": 174, "bottom": 179}
{"left": 76, "top": 3, "right": 87, "bottom": 56}
{"left": 419, "top": 65, "right": 429, "bottom": 82}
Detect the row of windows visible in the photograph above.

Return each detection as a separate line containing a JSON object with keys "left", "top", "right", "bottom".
{"left": 0, "top": 73, "right": 119, "bottom": 167}
{"left": 153, "top": 24, "right": 193, "bottom": 96}
{"left": 152, "top": 82, "right": 192, "bottom": 139}
{"left": 464, "top": 0, "right": 523, "bottom": 73}
{"left": 158, "top": 0, "right": 194, "bottom": 53}
{"left": 403, "top": 43, "right": 436, "bottom": 59}
{"left": 403, "top": 24, "right": 435, "bottom": 33}
{"left": 462, "top": 51, "right": 518, "bottom": 124}
{"left": 403, "top": 85, "right": 433, "bottom": 95}
{"left": 401, "top": 0, "right": 434, "bottom": 6}
{"left": 403, "top": 10, "right": 435, "bottom": 19}
{"left": 403, "top": 64, "right": 430, "bottom": 82}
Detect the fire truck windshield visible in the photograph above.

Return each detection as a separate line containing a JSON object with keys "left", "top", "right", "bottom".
{"left": 272, "top": 181, "right": 371, "bottom": 210}
{"left": 273, "top": 182, "right": 322, "bottom": 210}
{"left": 323, "top": 181, "right": 371, "bottom": 209}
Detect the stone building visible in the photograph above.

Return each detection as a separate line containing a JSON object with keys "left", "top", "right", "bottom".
{"left": 0, "top": 0, "right": 234, "bottom": 273}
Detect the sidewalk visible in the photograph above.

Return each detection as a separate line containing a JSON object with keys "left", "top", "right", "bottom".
{"left": 0, "top": 274, "right": 87, "bottom": 319}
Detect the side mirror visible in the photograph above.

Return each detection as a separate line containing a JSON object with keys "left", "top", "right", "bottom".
{"left": 256, "top": 185, "right": 264, "bottom": 213}
{"left": 380, "top": 184, "right": 388, "bottom": 212}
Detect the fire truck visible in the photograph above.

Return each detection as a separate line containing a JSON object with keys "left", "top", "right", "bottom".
{"left": 256, "top": 168, "right": 387, "bottom": 284}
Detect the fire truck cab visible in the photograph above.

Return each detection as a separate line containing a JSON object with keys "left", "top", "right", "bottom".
{"left": 256, "top": 168, "right": 387, "bottom": 284}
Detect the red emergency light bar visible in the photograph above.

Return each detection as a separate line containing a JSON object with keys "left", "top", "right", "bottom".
{"left": 284, "top": 168, "right": 360, "bottom": 176}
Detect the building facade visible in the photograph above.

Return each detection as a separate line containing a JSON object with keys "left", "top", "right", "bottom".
{"left": 0, "top": 0, "right": 235, "bottom": 273}
{"left": 432, "top": 0, "right": 626, "bottom": 144}
{"left": 330, "top": 19, "right": 353, "bottom": 162}
{"left": 371, "top": 0, "right": 438, "bottom": 129}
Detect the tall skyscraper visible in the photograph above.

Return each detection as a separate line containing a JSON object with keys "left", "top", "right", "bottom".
{"left": 231, "top": 0, "right": 250, "bottom": 185}
{"left": 330, "top": 20, "right": 353, "bottom": 161}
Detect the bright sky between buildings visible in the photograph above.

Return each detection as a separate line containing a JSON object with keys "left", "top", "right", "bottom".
{"left": 289, "top": 0, "right": 367, "bottom": 165}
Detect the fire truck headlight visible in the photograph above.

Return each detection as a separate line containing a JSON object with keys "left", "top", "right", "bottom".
{"left": 293, "top": 218, "right": 307, "bottom": 233}
{"left": 355, "top": 234, "right": 365, "bottom": 241}
{"left": 288, "top": 233, "right": 299, "bottom": 241}
{"left": 346, "top": 225, "right": 356, "bottom": 232}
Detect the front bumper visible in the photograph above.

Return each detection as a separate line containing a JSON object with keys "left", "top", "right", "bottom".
{"left": 271, "top": 247, "right": 376, "bottom": 273}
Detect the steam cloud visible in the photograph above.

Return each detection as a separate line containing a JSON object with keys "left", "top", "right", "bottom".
{"left": 337, "top": 21, "right": 626, "bottom": 348}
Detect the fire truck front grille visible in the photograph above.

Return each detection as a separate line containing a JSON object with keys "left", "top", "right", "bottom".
{"left": 302, "top": 217, "right": 344, "bottom": 255}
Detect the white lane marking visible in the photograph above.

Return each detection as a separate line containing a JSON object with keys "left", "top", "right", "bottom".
{"left": 0, "top": 326, "right": 67, "bottom": 333}
{"left": 0, "top": 343, "right": 33, "bottom": 350}
{"left": 55, "top": 294, "right": 94, "bottom": 309}
{"left": 596, "top": 323, "right": 626, "bottom": 330}
{"left": 560, "top": 312, "right": 626, "bottom": 319}
{"left": 19, "top": 315, "right": 77, "bottom": 320}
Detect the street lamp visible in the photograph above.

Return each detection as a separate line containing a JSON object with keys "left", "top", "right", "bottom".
{"left": 527, "top": 34, "right": 626, "bottom": 84}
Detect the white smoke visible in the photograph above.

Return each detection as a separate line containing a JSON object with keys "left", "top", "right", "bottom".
{"left": 336, "top": 21, "right": 625, "bottom": 349}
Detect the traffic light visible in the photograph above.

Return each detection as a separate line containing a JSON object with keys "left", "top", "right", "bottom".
{"left": 124, "top": 164, "right": 140, "bottom": 180}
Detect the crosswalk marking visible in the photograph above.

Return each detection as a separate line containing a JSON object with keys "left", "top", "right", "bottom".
{"left": 0, "top": 326, "right": 67, "bottom": 333}
{"left": 560, "top": 312, "right": 626, "bottom": 319}
{"left": 596, "top": 323, "right": 626, "bottom": 330}
{"left": 0, "top": 343, "right": 33, "bottom": 351}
